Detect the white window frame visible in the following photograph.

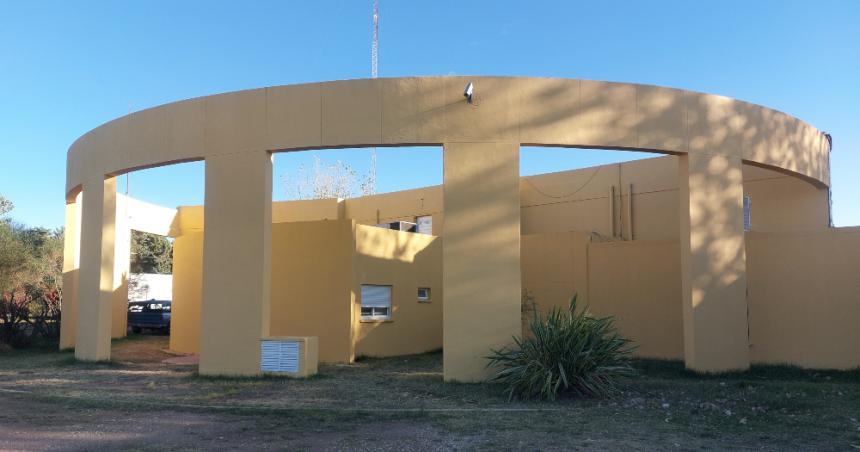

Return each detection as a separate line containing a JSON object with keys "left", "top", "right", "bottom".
{"left": 417, "top": 287, "right": 431, "bottom": 302}
{"left": 360, "top": 284, "right": 392, "bottom": 321}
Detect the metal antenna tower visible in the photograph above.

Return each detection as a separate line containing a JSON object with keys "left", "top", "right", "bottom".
{"left": 368, "top": 0, "right": 379, "bottom": 195}
{"left": 372, "top": 0, "right": 379, "bottom": 78}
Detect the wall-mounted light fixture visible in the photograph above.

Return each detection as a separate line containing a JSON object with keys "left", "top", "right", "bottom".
{"left": 463, "top": 82, "right": 474, "bottom": 104}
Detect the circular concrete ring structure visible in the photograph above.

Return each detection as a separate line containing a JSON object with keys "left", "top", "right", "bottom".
{"left": 65, "top": 77, "right": 831, "bottom": 379}
{"left": 67, "top": 76, "right": 830, "bottom": 196}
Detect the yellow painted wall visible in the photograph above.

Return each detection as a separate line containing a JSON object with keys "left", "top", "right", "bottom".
{"left": 269, "top": 220, "right": 355, "bottom": 363}
{"left": 74, "top": 176, "right": 117, "bottom": 361}
{"left": 335, "top": 156, "right": 827, "bottom": 242}
{"left": 176, "top": 197, "right": 340, "bottom": 233}
{"left": 587, "top": 240, "right": 684, "bottom": 360}
{"left": 442, "top": 142, "right": 522, "bottom": 382}
{"left": 523, "top": 228, "right": 860, "bottom": 369}
{"left": 198, "top": 150, "right": 272, "bottom": 376}
{"left": 59, "top": 194, "right": 81, "bottom": 349}
{"left": 678, "top": 153, "right": 750, "bottom": 372}
{"left": 67, "top": 77, "right": 833, "bottom": 372}
{"left": 344, "top": 186, "right": 444, "bottom": 235}
{"left": 170, "top": 157, "right": 826, "bottom": 246}
{"left": 522, "top": 232, "right": 683, "bottom": 360}
{"left": 110, "top": 194, "right": 131, "bottom": 339}
{"left": 520, "top": 156, "right": 827, "bottom": 241}
{"left": 521, "top": 231, "right": 589, "bottom": 318}
{"left": 747, "top": 228, "right": 860, "bottom": 369}
{"left": 166, "top": 156, "right": 836, "bottom": 369}
{"left": 742, "top": 165, "right": 830, "bottom": 232}
{"left": 169, "top": 232, "right": 203, "bottom": 355}
{"left": 353, "top": 224, "right": 442, "bottom": 357}
{"left": 170, "top": 218, "right": 442, "bottom": 364}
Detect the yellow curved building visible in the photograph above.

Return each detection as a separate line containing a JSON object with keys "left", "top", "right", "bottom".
{"left": 61, "top": 77, "right": 859, "bottom": 381}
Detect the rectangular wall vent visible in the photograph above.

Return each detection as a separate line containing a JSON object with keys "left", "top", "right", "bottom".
{"left": 260, "top": 340, "right": 300, "bottom": 373}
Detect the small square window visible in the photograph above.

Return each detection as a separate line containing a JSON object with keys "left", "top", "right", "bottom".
{"left": 417, "top": 287, "right": 431, "bottom": 302}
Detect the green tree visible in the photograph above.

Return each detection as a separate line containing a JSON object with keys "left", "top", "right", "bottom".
{"left": 130, "top": 230, "right": 172, "bottom": 274}
{"left": 0, "top": 222, "right": 30, "bottom": 291}
{"left": 0, "top": 214, "right": 64, "bottom": 346}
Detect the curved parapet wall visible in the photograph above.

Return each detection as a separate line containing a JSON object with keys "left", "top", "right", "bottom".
{"left": 65, "top": 76, "right": 832, "bottom": 379}
{"left": 67, "top": 76, "right": 830, "bottom": 197}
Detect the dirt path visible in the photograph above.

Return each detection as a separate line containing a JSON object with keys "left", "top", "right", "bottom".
{"left": 2, "top": 335, "right": 858, "bottom": 451}
{"left": 0, "top": 396, "right": 485, "bottom": 451}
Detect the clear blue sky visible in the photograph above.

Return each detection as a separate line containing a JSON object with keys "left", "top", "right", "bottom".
{"left": 1, "top": 1, "right": 858, "bottom": 229}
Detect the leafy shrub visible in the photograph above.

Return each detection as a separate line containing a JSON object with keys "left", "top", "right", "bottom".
{"left": 487, "top": 294, "right": 635, "bottom": 400}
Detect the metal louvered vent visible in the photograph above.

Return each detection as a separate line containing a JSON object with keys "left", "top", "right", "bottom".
{"left": 260, "top": 340, "right": 300, "bottom": 373}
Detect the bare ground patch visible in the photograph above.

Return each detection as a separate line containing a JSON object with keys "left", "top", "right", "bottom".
{"left": 1, "top": 335, "right": 859, "bottom": 450}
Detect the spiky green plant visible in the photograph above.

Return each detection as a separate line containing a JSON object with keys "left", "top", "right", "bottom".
{"left": 487, "top": 295, "right": 635, "bottom": 400}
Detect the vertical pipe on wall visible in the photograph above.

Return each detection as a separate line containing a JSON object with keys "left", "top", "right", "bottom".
{"left": 608, "top": 186, "right": 616, "bottom": 238}
{"left": 627, "top": 183, "right": 634, "bottom": 241}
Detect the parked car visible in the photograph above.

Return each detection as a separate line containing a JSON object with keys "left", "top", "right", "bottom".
{"left": 127, "top": 300, "right": 171, "bottom": 334}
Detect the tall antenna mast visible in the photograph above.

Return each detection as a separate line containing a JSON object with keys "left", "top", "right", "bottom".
{"left": 126, "top": 102, "right": 132, "bottom": 196}
{"left": 368, "top": 0, "right": 379, "bottom": 195}
{"left": 371, "top": 0, "right": 379, "bottom": 78}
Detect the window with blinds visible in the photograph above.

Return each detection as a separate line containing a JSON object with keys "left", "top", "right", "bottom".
{"left": 416, "top": 215, "right": 433, "bottom": 235}
{"left": 743, "top": 196, "right": 751, "bottom": 232}
{"left": 361, "top": 284, "right": 392, "bottom": 321}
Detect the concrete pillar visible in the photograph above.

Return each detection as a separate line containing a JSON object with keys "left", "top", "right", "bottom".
{"left": 111, "top": 194, "right": 131, "bottom": 338}
{"left": 199, "top": 150, "right": 272, "bottom": 375}
{"left": 75, "top": 177, "right": 117, "bottom": 361}
{"left": 679, "top": 153, "right": 750, "bottom": 372}
{"left": 442, "top": 142, "right": 521, "bottom": 382}
{"left": 59, "top": 192, "right": 82, "bottom": 349}
{"left": 169, "top": 232, "right": 204, "bottom": 355}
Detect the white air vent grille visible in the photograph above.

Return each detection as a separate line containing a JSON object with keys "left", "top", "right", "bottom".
{"left": 260, "top": 340, "right": 300, "bottom": 373}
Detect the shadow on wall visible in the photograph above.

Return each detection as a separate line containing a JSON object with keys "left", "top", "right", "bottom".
{"left": 514, "top": 79, "right": 827, "bottom": 186}
{"left": 521, "top": 232, "right": 685, "bottom": 361}
{"left": 746, "top": 227, "right": 860, "bottom": 369}
{"left": 352, "top": 228, "right": 442, "bottom": 358}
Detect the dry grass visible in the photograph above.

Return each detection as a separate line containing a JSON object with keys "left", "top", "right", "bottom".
{"left": 1, "top": 335, "right": 859, "bottom": 450}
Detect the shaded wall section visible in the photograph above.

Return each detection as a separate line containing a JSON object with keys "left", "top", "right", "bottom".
{"left": 269, "top": 220, "right": 355, "bottom": 363}
{"left": 353, "top": 224, "right": 442, "bottom": 357}
{"left": 174, "top": 157, "right": 830, "bottom": 244}
{"left": 521, "top": 230, "right": 589, "bottom": 317}
{"left": 170, "top": 218, "right": 442, "bottom": 364}
{"left": 747, "top": 228, "right": 860, "bottom": 369}
{"left": 344, "top": 186, "right": 444, "bottom": 236}
{"left": 524, "top": 229, "right": 860, "bottom": 368}
{"left": 587, "top": 240, "right": 683, "bottom": 360}
{"left": 522, "top": 232, "right": 684, "bottom": 360}
{"left": 169, "top": 232, "right": 203, "bottom": 354}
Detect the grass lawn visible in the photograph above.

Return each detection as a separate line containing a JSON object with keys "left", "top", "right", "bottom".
{"left": 1, "top": 335, "right": 859, "bottom": 450}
